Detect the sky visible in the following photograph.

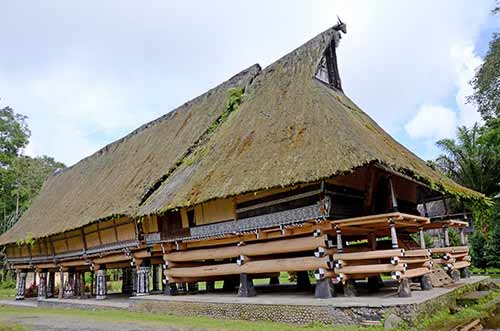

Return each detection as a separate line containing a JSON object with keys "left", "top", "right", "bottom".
{"left": 1, "top": 1, "right": 499, "bottom": 166}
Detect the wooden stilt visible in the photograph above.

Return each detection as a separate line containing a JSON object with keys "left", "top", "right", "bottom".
{"left": 420, "top": 274, "right": 432, "bottom": 291}
{"left": 58, "top": 269, "right": 64, "bottom": 299}
{"left": 398, "top": 278, "right": 411, "bottom": 297}
{"left": 389, "top": 219, "right": 399, "bottom": 249}
{"left": 367, "top": 275, "right": 384, "bottom": 292}
{"left": 96, "top": 268, "right": 107, "bottom": 300}
{"left": 269, "top": 276, "right": 280, "bottom": 285}
{"left": 237, "top": 273, "right": 256, "bottom": 297}
{"left": 15, "top": 271, "right": 26, "bottom": 300}
{"left": 443, "top": 225, "right": 450, "bottom": 247}
{"left": 152, "top": 265, "right": 159, "bottom": 292}
{"left": 296, "top": 271, "right": 311, "bottom": 290}
{"left": 205, "top": 280, "right": 215, "bottom": 292}
{"left": 343, "top": 279, "right": 357, "bottom": 297}
{"left": 419, "top": 227, "right": 426, "bottom": 249}
{"left": 38, "top": 271, "right": 47, "bottom": 300}
{"left": 47, "top": 271, "right": 55, "bottom": 298}
{"left": 314, "top": 278, "right": 335, "bottom": 298}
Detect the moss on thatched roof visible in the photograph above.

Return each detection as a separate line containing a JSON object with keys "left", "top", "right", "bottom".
{"left": 0, "top": 26, "right": 483, "bottom": 245}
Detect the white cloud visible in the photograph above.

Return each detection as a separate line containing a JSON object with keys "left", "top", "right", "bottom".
{"left": 451, "top": 44, "right": 483, "bottom": 127}
{"left": 405, "top": 105, "right": 458, "bottom": 140}
{"left": 405, "top": 43, "right": 483, "bottom": 153}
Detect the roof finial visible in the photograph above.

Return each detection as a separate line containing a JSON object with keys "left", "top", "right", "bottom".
{"left": 334, "top": 16, "right": 347, "bottom": 34}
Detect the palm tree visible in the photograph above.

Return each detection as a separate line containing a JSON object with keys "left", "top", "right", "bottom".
{"left": 435, "top": 124, "right": 500, "bottom": 197}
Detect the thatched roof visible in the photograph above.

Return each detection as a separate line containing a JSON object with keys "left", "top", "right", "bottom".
{"left": 0, "top": 26, "right": 482, "bottom": 245}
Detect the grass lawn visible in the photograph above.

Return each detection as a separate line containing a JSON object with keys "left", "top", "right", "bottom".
{"left": 0, "top": 287, "right": 16, "bottom": 300}
{"left": 0, "top": 290, "right": 498, "bottom": 331}
{"left": 471, "top": 267, "right": 500, "bottom": 278}
{"left": 0, "top": 305, "right": 380, "bottom": 331}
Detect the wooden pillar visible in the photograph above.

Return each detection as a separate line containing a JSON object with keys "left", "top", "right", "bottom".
{"left": 90, "top": 271, "right": 95, "bottom": 297}
{"left": 15, "top": 271, "right": 26, "bottom": 300}
{"left": 152, "top": 265, "right": 159, "bottom": 292}
{"left": 368, "top": 232, "right": 377, "bottom": 250}
{"left": 296, "top": 271, "right": 311, "bottom": 290}
{"left": 74, "top": 271, "right": 81, "bottom": 297}
{"left": 79, "top": 272, "right": 86, "bottom": 298}
{"left": 58, "top": 269, "right": 65, "bottom": 299}
{"left": 131, "top": 268, "right": 137, "bottom": 296}
{"left": 121, "top": 268, "right": 133, "bottom": 295}
{"left": 398, "top": 279, "right": 411, "bottom": 297}
{"left": 389, "top": 177, "right": 399, "bottom": 212}
{"left": 269, "top": 276, "right": 280, "bottom": 285}
{"left": 96, "top": 268, "right": 107, "bottom": 300}
{"left": 32, "top": 270, "right": 37, "bottom": 288}
{"left": 65, "top": 270, "right": 75, "bottom": 298}
{"left": 459, "top": 228, "right": 466, "bottom": 245}
{"left": 237, "top": 273, "right": 256, "bottom": 297}
{"left": 314, "top": 278, "right": 335, "bottom": 299}
{"left": 187, "top": 282, "right": 198, "bottom": 294}
{"left": 389, "top": 219, "right": 399, "bottom": 249}
{"left": 37, "top": 271, "right": 47, "bottom": 300}
{"left": 136, "top": 265, "right": 150, "bottom": 296}
{"left": 443, "top": 225, "right": 450, "bottom": 247}
{"left": 47, "top": 271, "right": 55, "bottom": 298}
{"left": 419, "top": 227, "right": 426, "bottom": 249}
{"left": 335, "top": 226, "right": 343, "bottom": 253}
{"left": 206, "top": 280, "right": 215, "bottom": 292}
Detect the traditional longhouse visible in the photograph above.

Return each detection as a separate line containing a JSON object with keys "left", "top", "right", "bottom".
{"left": 1, "top": 22, "right": 483, "bottom": 301}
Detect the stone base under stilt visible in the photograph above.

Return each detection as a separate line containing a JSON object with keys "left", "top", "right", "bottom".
{"left": 238, "top": 274, "right": 256, "bottom": 297}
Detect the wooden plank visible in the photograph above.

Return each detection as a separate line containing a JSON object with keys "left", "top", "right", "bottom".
{"left": 167, "top": 272, "right": 280, "bottom": 284}
{"left": 166, "top": 256, "right": 333, "bottom": 278}
{"left": 334, "top": 249, "right": 404, "bottom": 261}
{"left": 403, "top": 249, "right": 431, "bottom": 257}
{"left": 400, "top": 257, "right": 430, "bottom": 264}
{"left": 184, "top": 221, "right": 333, "bottom": 249}
{"left": 60, "top": 260, "right": 88, "bottom": 267}
{"left": 335, "top": 263, "right": 405, "bottom": 274}
{"left": 93, "top": 254, "right": 130, "bottom": 265}
{"left": 453, "top": 261, "right": 471, "bottom": 269}
{"left": 402, "top": 267, "right": 430, "bottom": 279}
{"left": 166, "top": 235, "right": 332, "bottom": 262}
{"left": 431, "top": 247, "right": 454, "bottom": 254}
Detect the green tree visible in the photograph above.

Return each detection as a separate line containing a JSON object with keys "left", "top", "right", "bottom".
{"left": 0, "top": 106, "right": 31, "bottom": 222}
{"left": 435, "top": 125, "right": 500, "bottom": 197}
{"left": 486, "top": 203, "right": 500, "bottom": 268}
{"left": 469, "top": 3, "right": 500, "bottom": 120}
{"left": 470, "top": 231, "right": 488, "bottom": 270}
{"left": 0, "top": 105, "right": 65, "bottom": 232}
{"left": 11, "top": 155, "right": 65, "bottom": 216}
{"left": 0, "top": 106, "right": 30, "bottom": 167}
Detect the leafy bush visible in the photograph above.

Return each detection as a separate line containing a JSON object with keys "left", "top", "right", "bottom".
{"left": 1, "top": 279, "right": 16, "bottom": 289}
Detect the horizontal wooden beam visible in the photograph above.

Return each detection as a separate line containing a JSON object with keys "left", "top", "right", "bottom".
{"left": 402, "top": 267, "right": 430, "bottom": 279}
{"left": 334, "top": 249, "right": 404, "bottom": 261}
{"left": 335, "top": 263, "right": 407, "bottom": 275}
{"left": 166, "top": 256, "right": 333, "bottom": 278}
{"left": 93, "top": 254, "right": 130, "bottom": 265}
{"left": 166, "top": 235, "right": 332, "bottom": 262}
